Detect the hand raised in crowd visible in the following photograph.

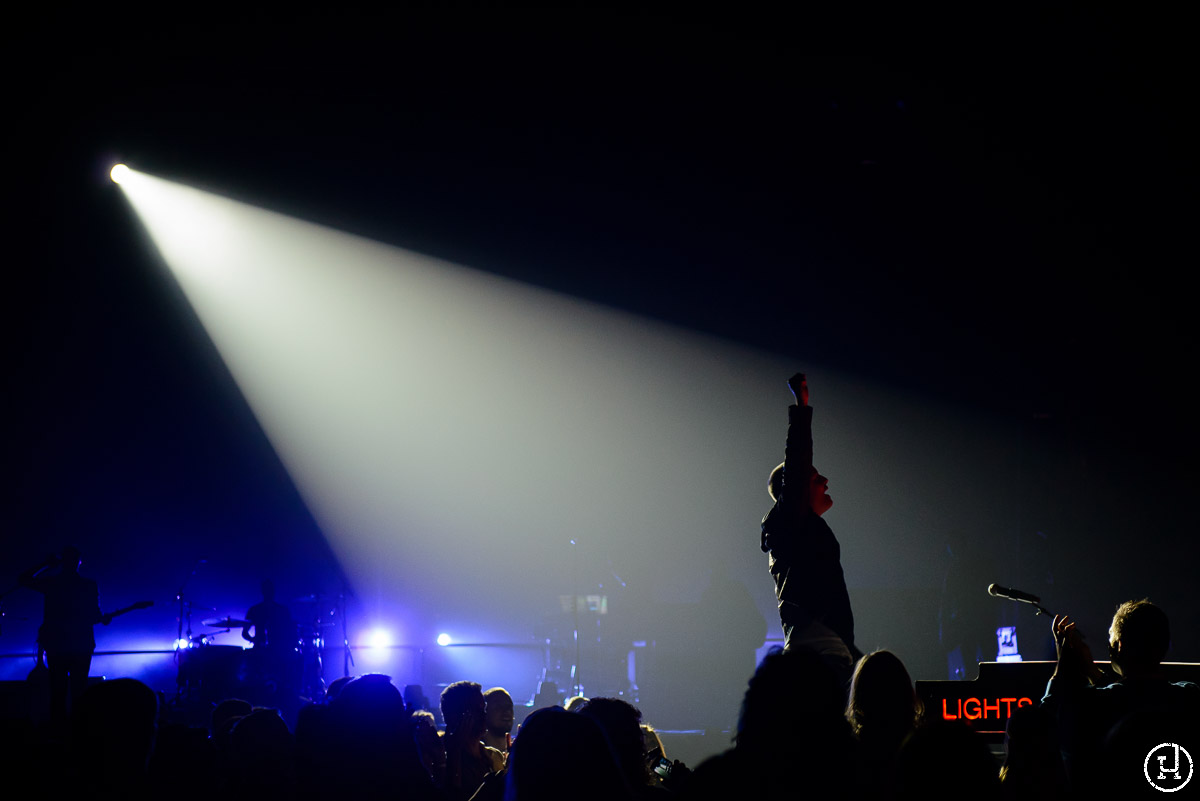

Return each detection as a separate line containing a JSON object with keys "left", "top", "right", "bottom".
{"left": 1051, "top": 614, "right": 1105, "bottom": 684}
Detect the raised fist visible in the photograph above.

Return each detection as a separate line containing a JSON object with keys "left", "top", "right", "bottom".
{"left": 788, "top": 373, "right": 809, "bottom": 406}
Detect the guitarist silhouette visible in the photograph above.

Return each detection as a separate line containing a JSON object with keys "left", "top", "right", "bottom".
{"left": 26, "top": 600, "right": 154, "bottom": 730}
{"left": 18, "top": 546, "right": 139, "bottom": 730}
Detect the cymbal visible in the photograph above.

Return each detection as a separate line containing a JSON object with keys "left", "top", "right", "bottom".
{"left": 202, "top": 617, "right": 251, "bottom": 628}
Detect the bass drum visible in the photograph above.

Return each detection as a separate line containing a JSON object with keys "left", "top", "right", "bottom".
{"left": 241, "top": 644, "right": 303, "bottom": 708}
{"left": 178, "top": 644, "right": 250, "bottom": 704}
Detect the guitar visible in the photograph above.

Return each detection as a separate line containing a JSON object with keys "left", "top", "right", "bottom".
{"left": 102, "top": 599, "right": 155, "bottom": 624}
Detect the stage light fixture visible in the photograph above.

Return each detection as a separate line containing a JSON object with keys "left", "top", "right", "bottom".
{"left": 437, "top": 633, "right": 452, "bottom": 647}
{"left": 110, "top": 163, "right": 130, "bottom": 184}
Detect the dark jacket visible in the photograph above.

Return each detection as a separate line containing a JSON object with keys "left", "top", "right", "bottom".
{"left": 761, "top": 404, "right": 855, "bottom": 651}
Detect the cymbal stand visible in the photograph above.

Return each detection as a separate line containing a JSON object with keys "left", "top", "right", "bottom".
{"left": 174, "top": 558, "right": 205, "bottom": 699}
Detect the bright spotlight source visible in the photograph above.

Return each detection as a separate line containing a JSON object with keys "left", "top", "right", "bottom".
{"left": 367, "top": 629, "right": 392, "bottom": 650}
{"left": 437, "top": 633, "right": 452, "bottom": 647}
{"left": 110, "top": 163, "right": 131, "bottom": 184}
{"left": 174, "top": 638, "right": 190, "bottom": 650}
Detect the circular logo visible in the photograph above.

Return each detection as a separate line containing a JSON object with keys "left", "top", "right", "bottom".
{"left": 1145, "top": 743, "right": 1194, "bottom": 793}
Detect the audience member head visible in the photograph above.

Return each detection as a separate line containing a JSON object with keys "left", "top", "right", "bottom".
{"left": 230, "top": 707, "right": 292, "bottom": 752}
{"left": 578, "top": 697, "right": 649, "bottom": 788}
{"left": 1108, "top": 598, "right": 1170, "bottom": 677}
{"left": 736, "top": 646, "right": 850, "bottom": 752}
{"left": 564, "top": 694, "right": 589, "bottom": 713}
{"left": 845, "top": 649, "right": 921, "bottom": 741}
{"left": 504, "top": 706, "right": 631, "bottom": 801}
{"left": 441, "top": 680, "right": 486, "bottom": 738}
{"left": 325, "top": 675, "right": 354, "bottom": 704}
{"left": 212, "top": 697, "right": 253, "bottom": 735}
{"left": 329, "top": 674, "right": 428, "bottom": 796}
{"left": 403, "top": 683, "right": 431, "bottom": 713}
{"left": 485, "top": 686, "right": 516, "bottom": 738}
{"left": 337, "top": 672, "right": 404, "bottom": 707}
{"left": 335, "top": 673, "right": 408, "bottom": 737}
{"left": 72, "top": 678, "right": 159, "bottom": 792}
{"left": 228, "top": 707, "right": 295, "bottom": 794}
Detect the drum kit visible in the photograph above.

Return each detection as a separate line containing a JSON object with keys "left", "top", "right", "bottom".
{"left": 175, "top": 594, "right": 343, "bottom": 705}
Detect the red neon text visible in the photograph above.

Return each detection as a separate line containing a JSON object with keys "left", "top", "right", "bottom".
{"left": 941, "top": 696, "right": 1032, "bottom": 721}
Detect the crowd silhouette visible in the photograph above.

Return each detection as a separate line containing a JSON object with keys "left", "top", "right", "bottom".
{"left": 4, "top": 596, "right": 1195, "bottom": 800}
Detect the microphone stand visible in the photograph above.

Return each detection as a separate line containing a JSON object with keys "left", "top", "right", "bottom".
{"left": 989, "top": 585, "right": 1054, "bottom": 617}
{"left": 1029, "top": 601, "right": 1053, "bottom": 617}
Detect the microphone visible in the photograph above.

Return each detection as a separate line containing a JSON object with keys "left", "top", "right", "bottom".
{"left": 987, "top": 584, "right": 1042, "bottom": 605}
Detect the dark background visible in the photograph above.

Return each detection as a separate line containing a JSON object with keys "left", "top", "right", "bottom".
{"left": 4, "top": 7, "right": 1196, "bottom": 726}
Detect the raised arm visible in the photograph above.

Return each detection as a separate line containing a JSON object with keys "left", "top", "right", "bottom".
{"left": 18, "top": 554, "right": 57, "bottom": 589}
{"left": 1045, "top": 613, "right": 1106, "bottom": 697}
{"left": 762, "top": 374, "right": 819, "bottom": 556}
{"left": 781, "top": 373, "right": 816, "bottom": 509}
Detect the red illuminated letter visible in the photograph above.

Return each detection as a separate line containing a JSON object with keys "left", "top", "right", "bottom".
{"left": 982, "top": 698, "right": 1000, "bottom": 719}
{"left": 942, "top": 698, "right": 958, "bottom": 720}
{"left": 1000, "top": 697, "right": 1017, "bottom": 717}
{"left": 963, "top": 698, "right": 981, "bottom": 720}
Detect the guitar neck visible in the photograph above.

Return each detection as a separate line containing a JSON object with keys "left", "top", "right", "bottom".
{"left": 107, "top": 601, "right": 154, "bottom": 619}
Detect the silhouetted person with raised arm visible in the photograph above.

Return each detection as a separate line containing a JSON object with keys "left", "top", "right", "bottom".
{"left": 761, "top": 373, "right": 860, "bottom": 685}
{"left": 1041, "top": 598, "right": 1200, "bottom": 793}
{"left": 19, "top": 546, "right": 111, "bottom": 730}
